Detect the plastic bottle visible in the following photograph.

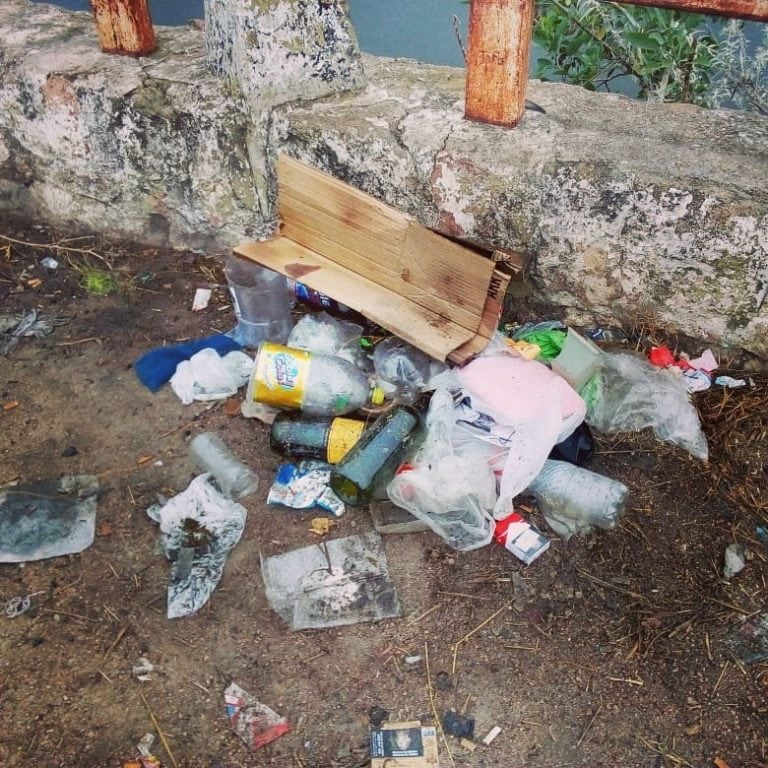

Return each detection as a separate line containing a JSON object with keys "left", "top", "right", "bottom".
{"left": 189, "top": 432, "right": 259, "bottom": 500}
{"left": 526, "top": 459, "right": 628, "bottom": 536}
{"left": 270, "top": 413, "right": 366, "bottom": 464}
{"left": 330, "top": 402, "right": 426, "bottom": 506}
{"left": 372, "top": 336, "right": 434, "bottom": 405}
{"left": 246, "top": 342, "right": 385, "bottom": 417}
{"left": 289, "top": 280, "right": 353, "bottom": 314}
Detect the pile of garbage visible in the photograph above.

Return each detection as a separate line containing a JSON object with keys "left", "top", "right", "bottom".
{"left": 127, "top": 255, "right": 720, "bottom": 628}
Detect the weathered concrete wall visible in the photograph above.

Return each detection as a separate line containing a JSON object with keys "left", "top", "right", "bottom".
{"left": 275, "top": 58, "right": 768, "bottom": 359}
{"left": 204, "top": 0, "right": 364, "bottom": 107}
{"left": 0, "top": 1, "right": 276, "bottom": 252}
{"left": 0, "top": 1, "right": 766, "bottom": 358}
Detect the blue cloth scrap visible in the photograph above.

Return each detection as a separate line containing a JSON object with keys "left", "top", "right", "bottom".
{"left": 134, "top": 334, "right": 242, "bottom": 392}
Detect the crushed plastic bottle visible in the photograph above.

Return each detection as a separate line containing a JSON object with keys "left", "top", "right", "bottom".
{"left": 373, "top": 337, "right": 442, "bottom": 404}
{"left": 527, "top": 459, "right": 628, "bottom": 538}
{"left": 246, "top": 342, "right": 384, "bottom": 417}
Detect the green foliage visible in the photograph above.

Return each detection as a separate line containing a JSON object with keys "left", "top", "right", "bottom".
{"left": 533, "top": 0, "right": 719, "bottom": 104}
{"left": 707, "top": 20, "right": 768, "bottom": 115}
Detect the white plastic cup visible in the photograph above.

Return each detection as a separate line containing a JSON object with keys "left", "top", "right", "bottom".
{"left": 189, "top": 432, "right": 258, "bottom": 500}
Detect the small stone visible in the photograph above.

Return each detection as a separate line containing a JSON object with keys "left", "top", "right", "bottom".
{"left": 368, "top": 705, "right": 389, "bottom": 727}
{"left": 61, "top": 445, "right": 78, "bottom": 457}
{"left": 435, "top": 671, "right": 452, "bottom": 691}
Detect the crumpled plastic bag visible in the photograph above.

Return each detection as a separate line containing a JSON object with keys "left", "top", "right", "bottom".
{"left": 455, "top": 355, "right": 586, "bottom": 518}
{"left": 373, "top": 336, "right": 446, "bottom": 404}
{"left": 287, "top": 312, "right": 363, "bottom": 357}
{"left": 584, "top": 352, "right": 708, "bottom": 461}
{"left": 170, "top": 348, "right": 253, "bottom": 405}
{"left": 147, "top": 474, "right": 246, "bottom": 618}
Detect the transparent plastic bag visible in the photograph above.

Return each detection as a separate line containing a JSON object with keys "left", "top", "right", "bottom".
{"left": 373, "top": 336, "right": 441, "bottom": 404}
{"left": 387, "top": 387, "right": 497, "bottom": 551}
{"left": 287, "top": 312, "right": 363, "bottom": 358}
{"left": 585, "top": 353, "right": 708, "bottom": 461}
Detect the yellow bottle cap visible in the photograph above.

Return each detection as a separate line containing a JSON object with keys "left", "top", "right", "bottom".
{"left": 370, "top": 386, "right": 385, "bottom": 406}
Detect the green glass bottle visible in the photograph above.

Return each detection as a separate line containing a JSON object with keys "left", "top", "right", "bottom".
{"left": 329, "top": 403, "right": 426, "bottom": 506}
{"left": 270, "top": 413, "right": 366, "bottom": 464}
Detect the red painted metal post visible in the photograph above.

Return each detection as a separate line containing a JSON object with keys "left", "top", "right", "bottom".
{"left": 619, "top": 0, "right": 767, "bottom": 21}
{"left": 464, "top": 0, "right": 535, "bottom": 128}
{"left": 90, "top": 0, "right": 156, "bottom": 56}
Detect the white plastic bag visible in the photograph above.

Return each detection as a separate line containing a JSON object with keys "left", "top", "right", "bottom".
{"left": 585, "top": 353, "right": 708, "bottom": 461}
{"left": 170, "top": 348, "right": 253, "bottom": 405}
{"left": 147, "top": 474, "right": 247, "bottom": 618}
{"left": 387, "top": 387, "right": 497, "bottom": 551}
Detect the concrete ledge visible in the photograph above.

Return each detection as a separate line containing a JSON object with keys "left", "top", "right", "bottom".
{"left": 0, "top": 1, "right": 766, "bottom": 358}
{"left": 277, "top": 56, "right": 768, "bottom": 359}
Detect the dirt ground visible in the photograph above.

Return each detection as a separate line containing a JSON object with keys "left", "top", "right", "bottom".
{"left": 1, "top": 215, "right": 767, "bottom": 768}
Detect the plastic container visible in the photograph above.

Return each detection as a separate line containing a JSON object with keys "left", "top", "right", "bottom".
{"left": 224, "top": 256, "right": 294, "bottom": 348}
{"left": 270, "top": 413, "right": 366, "bottom": 464}
{"left": 550, "top": 328, "right": 603, "bottom": 390}
{"left": 330, "top": 403, "right": 426, "bottom": 506}
{"left": 246, "top": 342, "right": 385, "bottom": 417}
{"left": 189, "top": 432, "right": 259, "bottom": 500}
{"left": 527, "top": 459, "right": 628, "bottom": 537}
{"left": 290, "top": 280, "right": 353, "bottom": 314}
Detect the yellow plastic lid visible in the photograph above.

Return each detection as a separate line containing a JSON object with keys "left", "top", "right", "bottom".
{"left": 370, "top": 386, "right": 386, "bottom": 406}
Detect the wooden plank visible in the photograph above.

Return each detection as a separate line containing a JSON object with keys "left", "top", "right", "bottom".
{"left": 448, "top": 269, "right": 510, "bottom": 365}
{"left": 619, "top": 0, "right": 767, "bottom": 21}
{"left": 277, "top": 155, "right": 494, "bottom": 332}
{"left": 90, "top": 0, "right": 156, "bottom": 56}
{"left": 464, "top": 0, "right": 535, "bottom": 128}
{"left": 233, "top": 237, "right": 477, "bottom": 361}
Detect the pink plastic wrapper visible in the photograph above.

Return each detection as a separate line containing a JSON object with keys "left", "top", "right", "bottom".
{"left": 225, "top": 682, "right": 291, "bottom": 749}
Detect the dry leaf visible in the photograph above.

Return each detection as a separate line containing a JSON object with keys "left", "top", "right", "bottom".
{"left": 684, "top": 721, "right": 701, "bottom": 736}
{"left": 224, "top": 397, "right": 241, "bottom": 417}
{"left": 137, "top": 454, "right": 155, "bottom": 466}
{"left": 309, "top": 517, "right": 335, "bottom": 536}
{"left": 98, "top": 523, "right": 114, "bottom": 537}
{"left": 714, "top": 758, "right": 732, "bottom": 768}
{"left": 3, "top": 400, "right": 19, "bottom": 411}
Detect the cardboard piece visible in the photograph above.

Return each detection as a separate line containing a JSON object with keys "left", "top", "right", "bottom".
{"left": 370, "top": 721, "right": 439, "bottom": 767}
{"left": 234, "top": 155, "right": 510, "bottom": 364}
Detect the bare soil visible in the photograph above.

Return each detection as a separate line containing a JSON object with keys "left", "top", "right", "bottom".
{"left": 1, "top": 216, "right": 766, "bottom": 768}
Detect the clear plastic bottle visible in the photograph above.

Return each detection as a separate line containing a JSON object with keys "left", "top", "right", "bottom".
{"left": 246, "top": 342, "right": 384, "bottom": 417}
{"left": 189, "top": 432, "right": 259, "bottom": 500}
{"left": 527, "top": 459, "right": 628, "bottom": 536}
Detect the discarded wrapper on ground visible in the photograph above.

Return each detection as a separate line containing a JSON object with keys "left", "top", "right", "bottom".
{"left": 261, "top": 531, "right": 400, "bottom": 630}
{"left": 147, "top": 474, "right": 246, "bottom": 619}
{"left": 370, "top": 720, "right": 439, "bottom": 767}
{"left": 0, "top": 474, "right": 99, "bottom": 562}
{"left": 224, "top": 682, "right": 291, "bottom": 749}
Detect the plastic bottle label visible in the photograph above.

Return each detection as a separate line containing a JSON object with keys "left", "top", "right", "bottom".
{"left": 327, "top": 418, "right": 366, "bottom": 464}
{"left": 253, "top": 343, "right": 312, "bottom": 409}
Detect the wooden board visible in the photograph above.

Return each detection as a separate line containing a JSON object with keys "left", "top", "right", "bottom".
{"left": 277, "top": 155, "right": 494, "bottom": 332}
{"left": 234, "top": 236, "right": 477, "bottom": 361}
{"left": 234, "top": 155, "right": 508, "bottom": 362}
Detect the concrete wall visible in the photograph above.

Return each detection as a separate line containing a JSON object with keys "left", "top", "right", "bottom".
{"left": 0, "top": 0, "right": 766, "bottom": 359}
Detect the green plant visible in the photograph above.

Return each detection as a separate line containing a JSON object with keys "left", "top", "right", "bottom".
{"left": 81, "top": 268, "right": 119, "bottom": 296}
{"left": 533, "top": 0, "right": 719, "bottom": 103}
{"left": 707, "top": 20, "right": 768, "bottom": 114}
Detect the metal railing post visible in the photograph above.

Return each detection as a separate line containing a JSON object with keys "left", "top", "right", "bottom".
{"left": 90, "top": 0, "right": 156, "bottom": 56}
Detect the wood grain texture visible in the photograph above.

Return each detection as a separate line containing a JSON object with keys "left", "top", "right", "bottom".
{"left": 90, "top": 0, "right": 155, "bottom": 55}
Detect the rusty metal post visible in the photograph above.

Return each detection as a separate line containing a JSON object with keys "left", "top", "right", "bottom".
{"left": 90, "top": 0, "right": 156, "bottom": 56}
{"left": 464, "top": 0, "right": 535, "bottom": 128}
